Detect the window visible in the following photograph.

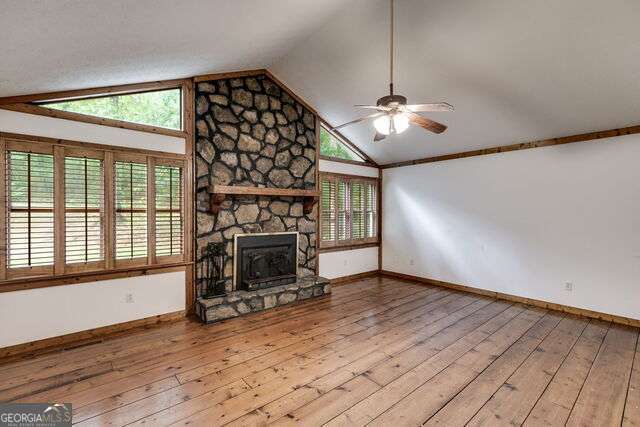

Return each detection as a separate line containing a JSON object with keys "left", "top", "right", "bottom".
{"left": 319, "top": 125, "right": 365, "bottom": 162}
{"left": 7, "top": 151, "right": 55, "bottom": 268}
{"left": 40, "top": 88, "right": 182, "bottom": 130}
{"left": 155, "top": 164, "right": 183, "bottom": 257}
{"left": 320, "top": 173, "right": 378, "bottom": 248}
{"left": 115, "top": 160, "right": 148, "bottom": 261}
{"left": 65, "top": 156, "right": 104, "bottom": 264}
{"left": 0, "top": 135, "right": 186, "bottom": 282}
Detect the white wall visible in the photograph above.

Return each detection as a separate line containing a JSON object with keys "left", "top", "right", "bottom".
{"left": 0, "top": 272, "right": 185, "bottom": 348}
{"left": 0, "top": 110, "right": 186, "bottom": 348}
{"left": 383, "top": 134, "right": 640, "bottom": 320}
{"left": 319, "top": 246, "right": 378, "bottom": 280}
{"left": 319, "top": 159, "right": 380, "bottom": 279}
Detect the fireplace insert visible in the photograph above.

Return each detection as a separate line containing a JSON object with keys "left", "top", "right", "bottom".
{"left": 233, "top": 232, "right": 298, "bottom": 291}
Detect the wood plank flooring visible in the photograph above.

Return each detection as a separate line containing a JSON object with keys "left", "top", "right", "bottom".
{"left": 0, "top": 276, "right": 638, "bottom": 426}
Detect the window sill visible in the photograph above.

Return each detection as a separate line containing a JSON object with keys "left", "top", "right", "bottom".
{"left": 319, "top": 241, "right": 380, "bottom": 253}
{"left": 0, "top": 261, "right": 192, "bottom": 293}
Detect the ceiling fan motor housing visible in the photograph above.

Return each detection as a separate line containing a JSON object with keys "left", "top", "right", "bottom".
{"left": 377, "top": 94, "right": 407, "bottom": 108}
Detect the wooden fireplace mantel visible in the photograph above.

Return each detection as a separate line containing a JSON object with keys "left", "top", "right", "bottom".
{"left": 208, "top": 185, "right": 319, "bottom": 214}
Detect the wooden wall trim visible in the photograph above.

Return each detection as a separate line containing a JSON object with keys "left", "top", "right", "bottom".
{"left": 0, "top": 103, "right": 187, "bottom": 138}
{"left": 377, "top": 168, "right": 383, "bottom": 270}
{"left": 0, "top": 262, "right": 191, "bottom": 293}
{"left": 0, "top": 310, "right": 186, "bottom": 361}
{"left": 381, "top": 124, "right": 640, "bottom": 169}
{"left": 315, "top": 116, "right": 321, "bottom": 276}
{"left": 380, "top": 270, "right": 640, "bottom": 328}
{"left": 0, "top": 78, "right": 187, "bottom": 106}
{"left": 319, "top": 155, "right": 376, "bottom": 168}
{"left": 183, "top": 79, "right": 196, "bottom": 315}
{"left": 193, "top": 69, "right": 267, "bottom": 83}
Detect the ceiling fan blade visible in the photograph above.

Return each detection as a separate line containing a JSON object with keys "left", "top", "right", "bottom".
{"left": 402, "top": 102, "right": 454, "bottom": 112}
{"left": 406, "top": 112, "right": 448, "bottom": 134}
{"left": 354, "top": 104, "right": 393, "bottom": 111}
{"left": 374, "top": 132, "right": 386, "bottom": 142}
{"left": 332, "top": 112, "right": 386, "bottom": 131}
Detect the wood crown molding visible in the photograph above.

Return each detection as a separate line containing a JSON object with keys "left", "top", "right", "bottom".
{"left": 0, "top": 310, "right": 187, "bottom": 361}
{"left": 380, "top": 270, "right": 640, "bottom": 328}
{"left": 381, "top": 124, "right": 640, "bottom": 169}
{"left": 193, "top": 69, "right": 267, "bottom": 83}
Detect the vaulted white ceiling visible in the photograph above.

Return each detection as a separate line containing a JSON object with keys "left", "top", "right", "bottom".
{"left": 272, "top": 0, "right": 640, "bottom": 164}
{"left": 0, "top": 0, "right": 348, "bottom": 96}
{"left": 3, "top": 0, "right": 640, "bottom": 165}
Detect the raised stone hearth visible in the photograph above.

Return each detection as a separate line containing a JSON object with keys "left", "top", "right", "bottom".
{"left": 196, "top": 276, "right": 330, "bottom": 323}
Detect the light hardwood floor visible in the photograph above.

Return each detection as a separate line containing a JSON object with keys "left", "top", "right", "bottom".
{"left": 0, "top": 276, "right": 638, "bottom": 426}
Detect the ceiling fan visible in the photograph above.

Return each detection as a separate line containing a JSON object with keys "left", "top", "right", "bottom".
{"left": 332, "top": 0, "right": 454, "bottom": 142}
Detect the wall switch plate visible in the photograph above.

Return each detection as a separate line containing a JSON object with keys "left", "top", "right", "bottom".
{"left": 125, "top": 293, "right": 134, "bottom": 303}
{"left": 564, "top": 282, "right": 573, "bottom": 292}
{"left": 409, "top": 259, "right": 415, "bottom": 266}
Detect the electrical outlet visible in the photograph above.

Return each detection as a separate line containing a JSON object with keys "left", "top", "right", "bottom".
{"left": 409, "top": 259, "right": 415, "bottom": 266}
{"left": 564, "top": 282, "right": 573, "bottom": 292}
{"left": 125, "top": 293, "right": 134, "bottom": 303}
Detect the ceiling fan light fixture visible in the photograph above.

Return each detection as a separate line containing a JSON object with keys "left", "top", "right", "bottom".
{"left": 374, "top": 113, "right": 409, "bottom": 135}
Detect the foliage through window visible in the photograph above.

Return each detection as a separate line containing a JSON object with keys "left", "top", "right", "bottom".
{"left": 40, "top": 89, "right": 182, "bottom": 130}
{"left": 115, "top": 161, "right": 148, "bottom": 261}
{"left": 65, "top": 156, "right": 104, "bottom": 264}
{"left": 320, "top": 173, "right": 378, "bottom": 248}
{"left": 7, "top": 151, "right": 55, "bottom": 268}
{"left": 319, "top": 125, "right": 365, "bottom": 162}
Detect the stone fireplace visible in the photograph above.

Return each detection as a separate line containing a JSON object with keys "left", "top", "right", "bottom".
{"left": 194, "top": 72, "right": 330, "bottom": 323}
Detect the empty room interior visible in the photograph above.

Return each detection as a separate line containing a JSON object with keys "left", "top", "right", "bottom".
{"left": 1, "top": 0, "right": 639, "bottom": 425}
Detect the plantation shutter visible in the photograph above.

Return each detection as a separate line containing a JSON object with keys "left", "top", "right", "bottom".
{"left": 337, "top": 179, "right": 350, "bottom": 241}
{"left": 65, "top": 156, "right": 104, "bottom": 264}
{"left": 319, "top": 172, "right": 379, "bottom": 249}
{"left": 115, "top": 160, "right": 147, "bottom": 260}
{"left": 365, "top": 182, "right": 377, "bottom": 238}
{"left": 7, "top": 151, "right": 55, "bottom": 268}
{"left": 155, "top": 164, "right": 183, "bottom": 257}
{"left": 350, "top": 181, "right": 365, "bottom": 240}
{"left": 320, "top": 177, "right": 337, "bottom": 244}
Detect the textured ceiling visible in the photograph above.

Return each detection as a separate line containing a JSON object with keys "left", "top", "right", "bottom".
{"left": 3, "top": 0, "right": 640, "bottom": 165}
{"left": 272, "top": 0, "right": 640, "bottom": 164}
{"left": 0, "top": 0, "right": 349, "bottom": 97}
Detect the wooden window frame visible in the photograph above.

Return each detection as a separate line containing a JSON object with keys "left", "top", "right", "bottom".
{"left": 319, "top": 172, "right": 380, "bottom": 250}
{"left": 0, "top": 132, "right": 189, "bottom": 291}
{"left": 0, "top": 79, "right": 189, "bottom": 139}
{"left": 318, "top": 123, "right": 373, "bottom": 166}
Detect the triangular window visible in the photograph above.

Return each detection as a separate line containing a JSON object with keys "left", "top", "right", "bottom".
{"left": 38, "top": 88, "right": 182, "bottom": 130}
{"left": 319, "top": 125, "right": 365, "bottom": 162}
